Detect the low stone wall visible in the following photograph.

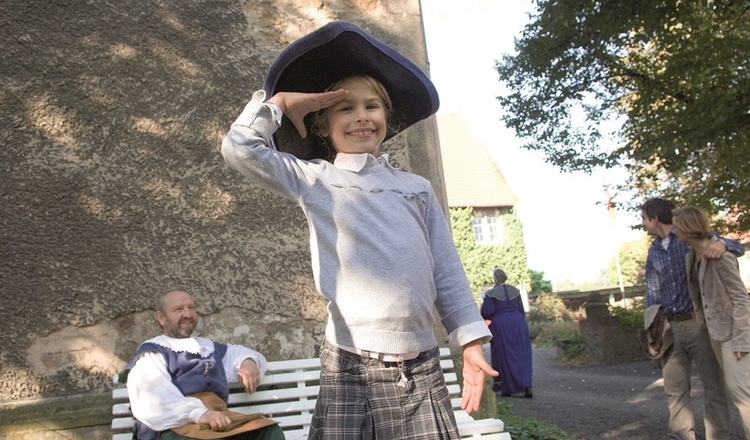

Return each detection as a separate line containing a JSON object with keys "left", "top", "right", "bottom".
{"left": 535, "top": 285, "right": 647, "bottom": 310}
{"left": 578, "top": 292, "right": 647, "bottom": 365}
{"left": 0, "top": 393, "right": 112, "bottom": 440}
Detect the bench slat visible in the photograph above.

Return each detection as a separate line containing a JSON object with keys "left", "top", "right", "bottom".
{"left": 258, "top": 370, "right": 321, "bottom": 386}
{"left": 112, "top": 387, "right": 129, "bottom": 400}
{"left": 231, "top": 399, "right": 316, "bottom": 416}
{"left": 456, "top": 417, "right": 506, "bottom": 435}
{"left": 266, "top": 358, "right": 321, "bottom": 371}
{"left": 228, "top": 385, "right": 320, "bottom": 404}
{"left": 444, "top": 372, "right": 458, "bottom": 385}
{"left": 466, "top": 434, "right": 512, "bottom": 440}
{"left": 112, "top": 417, "right": 134, "bottom": 430}
{"left": 280, "top": 427, "right": 308, "bottom": 440}
{"left": 446, "top": 384, "right": 461, "bottom": 396}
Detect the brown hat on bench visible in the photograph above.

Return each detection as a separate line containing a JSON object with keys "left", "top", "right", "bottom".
{"left": 171, "top": 392, "right": 278, "bottom": 439}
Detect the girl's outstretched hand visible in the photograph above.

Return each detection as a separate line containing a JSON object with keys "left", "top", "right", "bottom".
{"left": 461, "top": 339, "right": 498, "bottom": 414}
{"left": 267, "top": 89, "right": 348, "bottom": 138}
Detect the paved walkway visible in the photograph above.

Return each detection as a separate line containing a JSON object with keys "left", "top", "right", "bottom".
{"left": 485, "top": 346, "right": 746, "bottom": 440}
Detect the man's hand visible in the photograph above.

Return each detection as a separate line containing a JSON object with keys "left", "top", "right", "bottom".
{"left": 199, "top": 410, "right": 232, "bottom": 431}
{"left": 238, "top": 358, "right": 260, "bottom": 394}
{"left": 460, "top": 340, "right": 498, "bottom": 414}
{"left": 267, "top": 90, "right": 348, "bottom": 138}
{"left": 704, "top": 240, "right": 728, "bottom": 259}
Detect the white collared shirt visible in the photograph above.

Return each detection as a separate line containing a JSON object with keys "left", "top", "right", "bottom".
{"left": 333, "top": 152, "right": 391, "bottom": 172}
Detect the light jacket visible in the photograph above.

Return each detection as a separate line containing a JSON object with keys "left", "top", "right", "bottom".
{"left": 686, "top": 248, "right": 750, "bottom": 352}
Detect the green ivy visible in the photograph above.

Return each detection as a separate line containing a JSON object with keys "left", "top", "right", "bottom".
{"left": 449, "top": 207, "right": 530, "bottom": 302}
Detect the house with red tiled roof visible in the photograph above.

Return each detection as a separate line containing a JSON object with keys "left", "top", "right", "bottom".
{"left": 436, "top": 114, "right": 518, "bottom": 245}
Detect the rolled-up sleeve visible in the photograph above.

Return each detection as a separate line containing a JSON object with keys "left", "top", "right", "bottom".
{"left": 223, "top": 344, "right": 269, "bottom": 381}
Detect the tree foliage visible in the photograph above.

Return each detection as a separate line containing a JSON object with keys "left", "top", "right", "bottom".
{"left": 601, "top": 235, "right": 650, "bottom": 286}
{"left": 450, "top": 207, "right": 530, "bottom": 301}
{"left": 496, "top": 1, "right": 750, "bottom": 229}
{"left": 529, "top": 269, "right": 553, "bottom": 294}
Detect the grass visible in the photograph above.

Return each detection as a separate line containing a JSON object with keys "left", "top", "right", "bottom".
{"left": 496, "top": 401, "right": 574, "bottom": 440}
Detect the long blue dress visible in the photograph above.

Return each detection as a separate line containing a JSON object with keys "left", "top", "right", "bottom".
{"left": 480, "top": 284, "right": 533, "bottom": 396}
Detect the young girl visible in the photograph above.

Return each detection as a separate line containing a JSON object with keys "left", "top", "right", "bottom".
{"left": 673, "top": 206, "right": 750, "bottom": 438}
{"left": 221, "top": 21, "right": 496, "bottom": 439}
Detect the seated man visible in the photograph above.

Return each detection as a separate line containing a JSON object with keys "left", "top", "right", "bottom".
{"left": 119, "top": 289, "right": 285, "bottom": 440}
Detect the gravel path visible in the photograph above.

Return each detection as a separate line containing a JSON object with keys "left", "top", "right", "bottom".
{"left": 485, "top": 346, "right": 746, "bottom": 439}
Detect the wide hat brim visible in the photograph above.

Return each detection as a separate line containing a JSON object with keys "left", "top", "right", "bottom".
{"left": 171, "top": 392, "right": 278, "bottom": 439}
{"left": 641, "top": 305, "right": 673, "bottom": 359}
{"left": 263, "top": 21, "right": 440, "bottom": 160}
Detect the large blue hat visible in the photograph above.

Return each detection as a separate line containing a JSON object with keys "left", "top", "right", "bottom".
{"left": 263, "top": 21, "right": 440, "bottom": 160}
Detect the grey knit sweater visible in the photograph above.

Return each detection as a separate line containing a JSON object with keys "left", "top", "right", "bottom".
{"left": 221, "top": 91, "right": 490, "bottom": 354}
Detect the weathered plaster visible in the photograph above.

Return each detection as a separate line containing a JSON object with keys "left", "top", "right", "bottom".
{"left": 1, "top": 0, "right": 444, "bottom": 436}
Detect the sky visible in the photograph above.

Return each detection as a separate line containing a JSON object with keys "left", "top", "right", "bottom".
{"left": 421, "top": 0, "right": 644, "bottom": 287}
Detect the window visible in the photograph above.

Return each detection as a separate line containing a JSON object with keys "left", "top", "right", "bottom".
{"left": 471, "top": 209, "right": 505, "bottom": 245}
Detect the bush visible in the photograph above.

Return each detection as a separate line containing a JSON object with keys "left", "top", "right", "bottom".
{"left": 533, "top": 321, "right": 585, "bottom": 363}
{"left": 526, "top": 293, "right": 585, "bottom": 362}
{"left": 496, "top": 401, "right": 573, "bottom": 440}
{"left": 608, "top": 297, "right": 646, "bottom": 328}
{"left": 527, "top": 293, "right": 576, "bottom": 324}
{"left": 527, "top": 322, "right": 545, "bottom": 341}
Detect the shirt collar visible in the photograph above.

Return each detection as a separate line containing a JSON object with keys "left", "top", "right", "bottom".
{"left": 333, "top": 152, "right": 392, "bottom": 172}
{"left": 652, "top": 228, "right": 677, "bottom": 248}
{"left": 144, "top": 335, "right": 215, "bottom": 357}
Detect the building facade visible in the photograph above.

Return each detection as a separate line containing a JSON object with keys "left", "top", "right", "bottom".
{"left": 0, "top": 1, "right": 445, "bottom": 437}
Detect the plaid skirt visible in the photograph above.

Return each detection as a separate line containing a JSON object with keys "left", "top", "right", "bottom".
{"left": 308, "top": 340, "right": 460, "bottom": 440}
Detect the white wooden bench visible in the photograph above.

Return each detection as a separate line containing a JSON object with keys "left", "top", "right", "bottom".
{"left": 112, "top": 347, "right": 511, "bottom": 439}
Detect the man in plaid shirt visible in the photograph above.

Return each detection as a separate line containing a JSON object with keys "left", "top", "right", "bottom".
{"left": 642, "top": 198, "right": 745, "bottom": 440}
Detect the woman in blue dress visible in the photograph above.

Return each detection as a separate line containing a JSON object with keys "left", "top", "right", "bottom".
{"left": 481, "top": 267, "right": 533, "bottom": 398}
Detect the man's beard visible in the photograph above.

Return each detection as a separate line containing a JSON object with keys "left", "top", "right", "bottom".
{"left": 168, "top": 318, "right": 196, "bottom": 338}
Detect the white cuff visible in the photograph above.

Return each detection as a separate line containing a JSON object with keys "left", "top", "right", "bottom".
{"left": 448, "top": 321, "right": 492, "bottom": 348}
{"left": 189, "top": 407, "right": 207, "bottom": 424}
{"left": 266, "top": 102, "right": 283, "bottom": 127}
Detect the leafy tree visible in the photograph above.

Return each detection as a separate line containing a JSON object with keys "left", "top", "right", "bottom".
{"left": 496, "top": 1, "right": 750, "bottom": 229}
{"left": 529, "top": 269, "right": 553, "bottom": 294}
{"left": 601, "top": 235, "right": 650, "bottom": 286}
{"left": 450, "top": 207, "right": 530, "bottom": 301}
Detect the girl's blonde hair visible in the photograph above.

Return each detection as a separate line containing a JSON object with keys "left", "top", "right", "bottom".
{"left": 310, "top": 75, "right": 395, "bottom": 161}
{"left": 672, "top": 206, "right": 711, "bottom": 241}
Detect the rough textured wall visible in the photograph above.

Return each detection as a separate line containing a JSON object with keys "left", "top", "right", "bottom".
{"left": 0, "top": 0, "right": 442, "bottom": 416}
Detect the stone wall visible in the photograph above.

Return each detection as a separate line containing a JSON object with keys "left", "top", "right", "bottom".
{"left": 578, "top": 293, "right": 647, "bottom": 365}
{"left": 0, "top": 0, "right": 445, "bottom": 437}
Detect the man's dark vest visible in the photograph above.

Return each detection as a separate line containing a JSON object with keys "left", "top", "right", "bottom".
{"left": 122, "top": 340, "right": 229, "bottom": 440}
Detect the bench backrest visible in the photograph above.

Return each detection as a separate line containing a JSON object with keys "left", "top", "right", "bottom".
{"left": 112, "top": 347, "right": 507, "bottom": 440}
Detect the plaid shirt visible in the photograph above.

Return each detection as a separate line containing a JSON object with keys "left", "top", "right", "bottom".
{"left": 646, "top": 229, "right": 745, "bottom": 315}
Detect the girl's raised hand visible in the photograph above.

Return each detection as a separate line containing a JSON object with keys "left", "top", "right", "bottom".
{"left": 267, "top": 89, "right": 348, "bottom": 138}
